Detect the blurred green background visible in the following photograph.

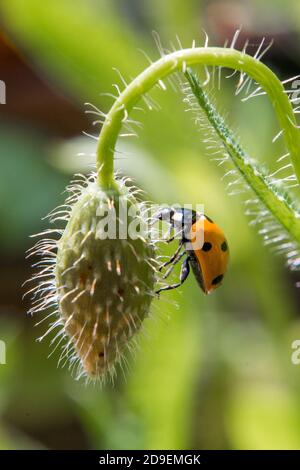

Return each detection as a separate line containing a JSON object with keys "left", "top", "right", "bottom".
{"left": 0, "top": 0, "right": 300, "bottom": 450}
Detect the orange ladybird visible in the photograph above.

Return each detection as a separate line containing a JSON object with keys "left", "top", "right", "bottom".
{"left": 156, "top": 208, "right": 229, "bottom": 295}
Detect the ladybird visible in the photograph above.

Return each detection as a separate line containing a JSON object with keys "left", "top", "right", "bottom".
{"left": 155, "top": 208, "right": 229, "bottom": 295}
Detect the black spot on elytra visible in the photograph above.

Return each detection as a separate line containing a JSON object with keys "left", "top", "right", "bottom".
{"left": 202, "top": 242, "right": 212, "bottom": 252}
{"left": 98, "top": 351, "right": 104, "bottom": 358}
{"left": 205, "top": 215, "right": 214, "bottom": 223}
{"left": 212, "top": 274, "right": 223, "bottom": 285}
{"left": 221, "top": 241, "right": 228, "bottom": 252}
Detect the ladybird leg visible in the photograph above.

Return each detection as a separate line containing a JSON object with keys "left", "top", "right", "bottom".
{"left": 156, "top": 256, "right": 190, "bottom": 294}
{"left": 166, "top": 235, "right": 175, "bottom": 243}
{"left": 166, "top": 227, "right": 185, "bottom": 243}
{"left": 178, "top": 256, "right": 190, "bottom": 284}
{"left": 158, "top": 240, "right": 184, "bottom": 271}
{"left": 161, "top": 222, "right": 174, "bottom": 243}
{"left": 163, "top": 251, "right": 186, "bottom": 279}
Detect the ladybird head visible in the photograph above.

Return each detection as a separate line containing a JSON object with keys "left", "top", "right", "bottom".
{"left": 154, "top": 207, "right": 175, "bottom": 223}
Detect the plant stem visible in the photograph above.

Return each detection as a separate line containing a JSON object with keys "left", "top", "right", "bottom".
{"left": 96, "top": 47, "right": 300, "bottom": 190}
{"left": 184, "top": 69, "right": 300, "bottom": 244}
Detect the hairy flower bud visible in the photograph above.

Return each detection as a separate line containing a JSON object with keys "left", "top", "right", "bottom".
{"left": 29, "top": 175, "right": 156, "bottom": 382}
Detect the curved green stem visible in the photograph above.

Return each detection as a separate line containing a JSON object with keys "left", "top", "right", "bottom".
{"left": 97, "top": 47, "right": 300, "bottom": 189}
{"left": 185, "top": 69, "right": 300, "bottom": 244}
